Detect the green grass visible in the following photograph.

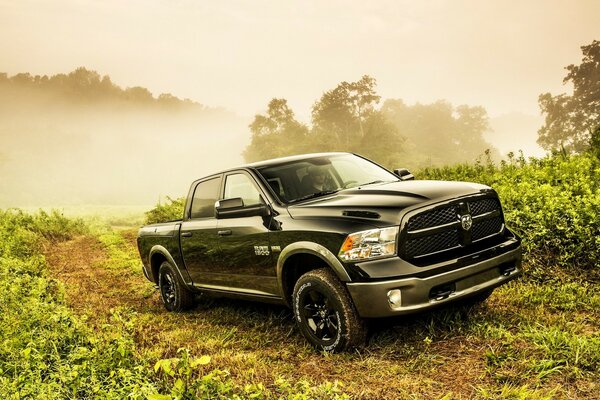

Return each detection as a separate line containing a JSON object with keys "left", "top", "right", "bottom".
{"left": 85, "top": 228, "right": 598, "bottom": 398}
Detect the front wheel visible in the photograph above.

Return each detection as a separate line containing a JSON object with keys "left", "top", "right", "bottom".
{"left": 292, "top": 268, "right": 367, "bottom": 352}
{"left": 158, "top": 261, "right": 195, "bottom": 312}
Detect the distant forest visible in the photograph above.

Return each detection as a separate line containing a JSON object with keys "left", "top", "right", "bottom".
{"left": 244, "top": 40, "right": 600, "bottom": 167}
{"left": 244, "top": 76, "right": 500, "bottom": 168}
{"left": 0, "top": 67, "right": 212, "bottom": 112}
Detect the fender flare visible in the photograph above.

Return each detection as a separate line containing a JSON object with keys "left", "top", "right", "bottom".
{"left": 276, "top": 241, "right": 351, "bottom": 302}
{"left": 149, "top": 245, "right": 192, "bottom": 286}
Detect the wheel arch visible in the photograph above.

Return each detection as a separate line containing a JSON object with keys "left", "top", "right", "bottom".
{"left": 276, "top": 241, "right": 351, "bottom": 306}
{"left": 149, "top": 245, "right": 191, "bottom": 286}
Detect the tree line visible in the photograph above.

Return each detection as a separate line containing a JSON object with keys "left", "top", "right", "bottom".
{"left": 245, "top": 39, "right": 600, "bottom": 166}
{"left": 243, "top": 76, "right": 497, "bottom": 168}
{"left": 0, "top": 67, "right": 205, "bottom": 111}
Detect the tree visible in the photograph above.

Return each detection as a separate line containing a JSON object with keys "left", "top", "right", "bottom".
{"left": 311, "top": 75, "right": 382, "bottom": 148}
{"left": 538, "top": 40, "right": 600, "bottom": 152}
{"left": 310, "top": 75, "right": 405, "bottom": 165}
{"left": 243, "top": 98, "right": 309, "bottom": 162}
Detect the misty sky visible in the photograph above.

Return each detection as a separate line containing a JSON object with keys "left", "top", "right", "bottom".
{"left": 1, "top": 0, "right": 599, "bottom": 121}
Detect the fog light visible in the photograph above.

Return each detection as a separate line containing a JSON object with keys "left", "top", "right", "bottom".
{"left": 387, "top": 289, "right": 402, "bottom": 309}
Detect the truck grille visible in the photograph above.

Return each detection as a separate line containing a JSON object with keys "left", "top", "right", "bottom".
{"left": 406, "top": 207, "right": 456, "bottom": 231}
{"left": 471, "top": 215, "right": 503, "bottom": 241}
{"left": 405, "top": 229, "right": 460, "bottom": 258}
{"left": 402, "top": 196, "right": 504, "bottom": 261}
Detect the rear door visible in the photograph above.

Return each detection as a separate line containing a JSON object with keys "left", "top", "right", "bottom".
{"left": 180, "top": 175, "right": 222, "bottom": 284}
{"left": 215, "top": 171, "right": 278, "bottom": 296}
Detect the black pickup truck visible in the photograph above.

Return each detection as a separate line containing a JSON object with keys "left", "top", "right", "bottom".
{"left": 137, "top": 152, "right": 522, "bottom": 351}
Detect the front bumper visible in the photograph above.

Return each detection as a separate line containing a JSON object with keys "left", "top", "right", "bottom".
{"left": 346, "top": 240, "right": 522, "bottom": 318}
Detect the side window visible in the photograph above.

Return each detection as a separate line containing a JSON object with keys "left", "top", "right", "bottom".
{"left": 190, "top": 177, "right": 221, "bottom": 219}
{"left": 224, "top": 173, "right": 262, "bottom": 206}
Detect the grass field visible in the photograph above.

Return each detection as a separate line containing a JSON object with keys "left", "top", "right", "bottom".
{"left": 40, "top": 226, "right": 599, "bottom": 399}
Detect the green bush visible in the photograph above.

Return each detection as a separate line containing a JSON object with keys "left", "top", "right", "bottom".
{"left": 417, "top": 152, "right": 600, "bottom": 275}
{"left": 145, "top": 197, "right": 185, "bottom": 225}
{"left": 0, "top": 210, "right": 156, "bottom": 398}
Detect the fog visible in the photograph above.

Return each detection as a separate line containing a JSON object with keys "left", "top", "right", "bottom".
{"left": 0, "top": 67, "right": 572, "bottom": 209}
{"left": 1, "top": 2, "right": 598, "bottom": 209}
{"left": 0, "top": 76, "right": 248, "bottom": 208}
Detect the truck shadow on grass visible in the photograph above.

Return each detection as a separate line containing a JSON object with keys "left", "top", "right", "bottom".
{"left": 184, "top": 292, "right": 498, "bottom": 353}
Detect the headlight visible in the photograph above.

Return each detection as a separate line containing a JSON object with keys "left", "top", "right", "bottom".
{"left": 338, "top": 227, "right": 399, "bottom": 262}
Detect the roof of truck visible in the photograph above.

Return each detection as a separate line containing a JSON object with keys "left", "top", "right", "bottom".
{"left": 244, "top": 152, "right": 350, "bottom": 169}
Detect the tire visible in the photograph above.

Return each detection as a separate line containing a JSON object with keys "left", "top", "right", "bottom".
{"left": 158, "top": 261, "right": 195, "bottom": 312}
{"left": 292, "top": 268, "right": 367, "bottom": 352}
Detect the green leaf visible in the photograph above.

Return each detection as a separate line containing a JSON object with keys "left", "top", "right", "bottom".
{"left": 147, "top": 394, "right": 172, "bottom": 400}
{"left": 191, "top": 355, "right": 211, "bottom": 367}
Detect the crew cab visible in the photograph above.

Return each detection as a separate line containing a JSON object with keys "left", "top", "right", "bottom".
{"left": 137, "top": 152, "right": 522, "bottom": 351}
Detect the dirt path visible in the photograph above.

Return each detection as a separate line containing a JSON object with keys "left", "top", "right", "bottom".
{"left": 44, "top": 235, "right": 156, "bottom": 323}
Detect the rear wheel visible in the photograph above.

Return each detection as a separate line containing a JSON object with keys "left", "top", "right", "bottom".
{"left": 158, "top": 261, "right": 195, "bottom": 312}
{"left": 292, "top": 268, "right": 367, "bottom": 352}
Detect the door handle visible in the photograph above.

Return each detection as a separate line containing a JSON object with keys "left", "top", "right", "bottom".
{"left": 217, "top": 230, "right": 232, "bottom": 236}
{"left": 181, "top": 232, "right": 193, "bottom": 237}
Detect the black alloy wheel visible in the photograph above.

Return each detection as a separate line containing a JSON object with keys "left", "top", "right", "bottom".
{"left": 301, "top": 288, "right": 339, "bottom": 343}
{"left": 293, "top": 268, "right": 367, "bottom": 352}
{"left": 160, "top": 270, "right": 177, "bottom": 308}
{"left": 158, "top": 261, "right": 195, "bottom": 312}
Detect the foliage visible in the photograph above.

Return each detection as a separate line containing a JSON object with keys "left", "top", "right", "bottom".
{"left": 145, "top": 196, "right": 185, "bottom": 225}
{"left": 0, "top": 210, "right": 155, "bottom": 398}
{"left": 418, "top": 152, "right": 600, "bottom": 276}
{"left": 244, "top": 76, "right": 405, "bottom": 167}
{"left": 243, "top": 99, "right": 310, "bottom": 162}
{"left": 311, "top": 76, "right": 405, "bottom": 167}
{"left": 538, "top": 40, "right": 600, "bottom": 152}
{"left": 590, "top": 125, "right": 600, "bottom": 160}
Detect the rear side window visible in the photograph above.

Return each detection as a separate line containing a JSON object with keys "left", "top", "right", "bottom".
{"left": 190, "top": 177, "right": 221, "bottom": 219}
{"left": 224, "top": 173, "right": 262, "bottom": 206}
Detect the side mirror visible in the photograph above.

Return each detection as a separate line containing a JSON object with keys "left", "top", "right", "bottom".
{"left": 393, "top": 168, "right": 415, "bottom": 181}
{"left": 215, "top": 197, "right": 270, "bottom": 219}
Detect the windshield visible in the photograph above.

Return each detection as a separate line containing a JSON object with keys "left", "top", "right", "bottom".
{"left": 256, "top": 154, "right": 399, "bottom": 203}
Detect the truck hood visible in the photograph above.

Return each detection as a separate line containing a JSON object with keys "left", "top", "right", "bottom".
{"left": 286, "top": 180, "right": 492, "bottom": 225}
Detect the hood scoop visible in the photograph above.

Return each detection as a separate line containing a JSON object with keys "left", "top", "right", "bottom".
{"left": 342, "top": 210, "right": 381, "bottom": 219}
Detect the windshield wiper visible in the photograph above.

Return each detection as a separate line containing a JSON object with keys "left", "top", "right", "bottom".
{"left": 358, "top": 180, "right": 389, "bottom": 186}
{"left": 288, "top": 190, "right": 340, "bottom": 204}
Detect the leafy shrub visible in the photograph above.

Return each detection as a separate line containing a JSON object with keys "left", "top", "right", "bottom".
{"left": 145, "top": 197, "right": 185, "bottom": 225}
{"left": 417, "top": 152, "right": 600, "bottom": 276}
